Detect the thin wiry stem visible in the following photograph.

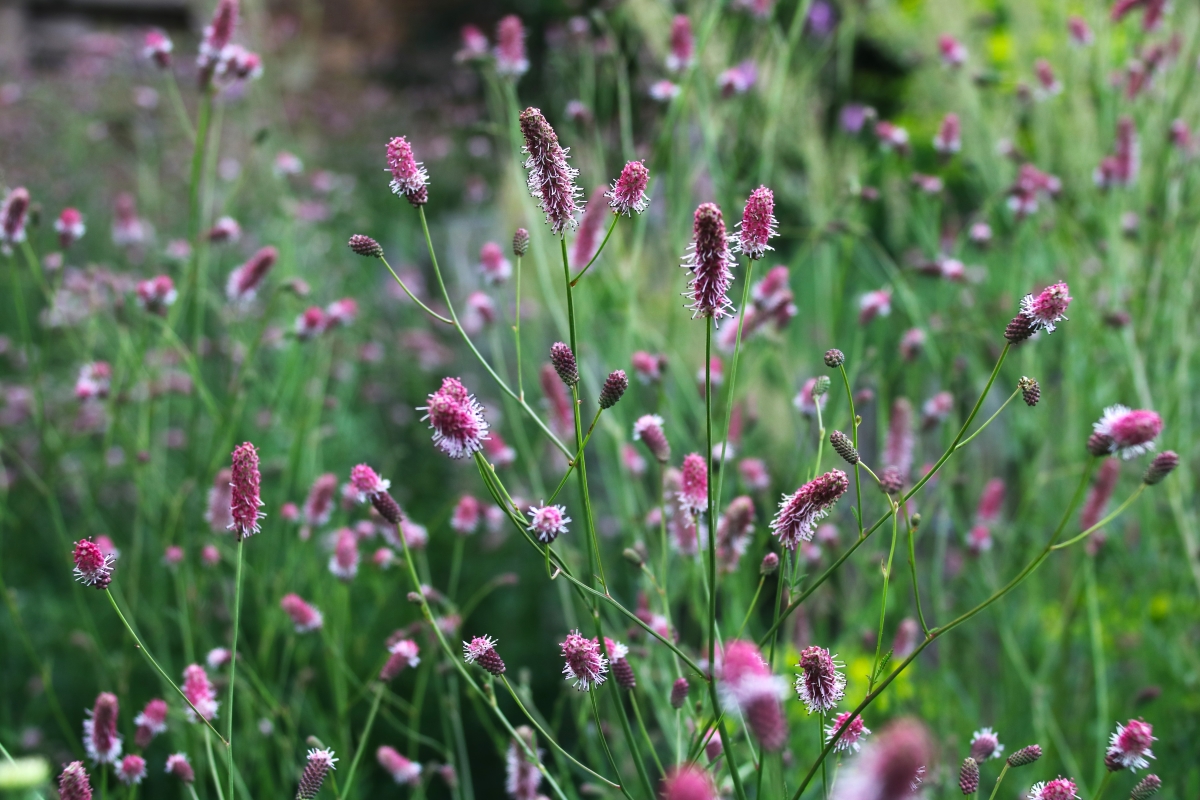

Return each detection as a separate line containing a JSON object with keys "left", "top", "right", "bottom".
{"left": 337, "top": 683, "right": 383, "bottom": 800}
{"left": 570, "top": 214, "right": 619, "bottom": 285}
{"left": 378, "top": 255, "right": 454, "bottom": 324}
{"left": 226, "top": 538, "right": 245, "bottom": 800}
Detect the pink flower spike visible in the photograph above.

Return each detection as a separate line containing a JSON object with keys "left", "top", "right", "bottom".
{"left": 971, "top": 727, "right": 1004, "bottom": 761}
{"left": 134, "top": 698, "right": 168, "bottom": 747}
{"left": 832, "top": 718, "right": 930, "bottom": 800}
{"left": 479, "top": 241, "right": 513, "bottom": 284}
{"left": 73, "top": 539, "right": 115, "bottom": 589}
{"left": 350, "top": 464, "right": 391, "bottom": 502}
{"left": 495, "top": 15, "right": 530, "bottom": 78}
{"left": 381, "top": 639, "right": 421, "bottom": 681}
{"left": 136, "top": 275, "right": 177, "bottom": 315}
{"left": 769, "top": 470, "right": 849, "bottom": 550}
{"left": 1093, "top": 406, "right": 1162, "bottom": 459}
{"left": 717, "top": 640, "right": 788, "bottom": 751}
{"left": 666, "top": 15, "right": 695, "bottom": 72}
{"left": 378, "top": 746, "right": 422, "bottom": 785}
{"left": 736, "top": 186, "right": 778, "bottom": 260}
{"left": 795, "top": 646, "right": 847, "bottom": 714}
{"left": 58, "top": 762, "right": 93, "bottom": 800}
{"left": 679, "top": 452, "right": 709, "bottom": 515}
{"left": 933, "top": 113, "right": 962, "bottom": 154}
{"left": 197, "top": 0, "right": 238, "bottom": 86}
{"left": 329, "top": 528, "right": 359, "bottom": 581}
{"left": 116, "top": 754, "right": 146, "bottom": 786}
{"left": 1107, "top": 719, "right": 1155, "bottom": 771}
{"left": 165, "top": 753, "right": 195, "bottom": 784}
{"left": 682, "top": 203, "right": 737, "bottom": 323}
{"left": 1028, "top": 777, "right": 1079, "bottom": 800}
{"left": 660, "top": 765, "right": 717, "bottom": 800}
{"left": 228, "top": 442, "right": 264, "bottom": 540}
{"left": 631, "top": 351, "right": 666, "bottom": 383}
{"left": 520, "top": 108, "right": 583, "bottom": 235}
{"left": 297, "top": 748, "right": 337, "bottom": 800}
{"left": 181, "top": 664, "right": 219, "bottom": 722}
{"left": 83, "top": 692, "right": 122, "bottom": 765}
{"left": 858, "top": 288, "right": 892, "bottom": 324}
{"left": 419, "top": 377, "right": 490, "bottom": 459}
{"left": 827, "top": 712, "right": 871, "bottom": 753}
{"left": 527, "top": 503, "right": 570, "bottom": 544}
{"left": 281, "top": 593, "right": 323, "bottom": 633}
{"left": 452, "top": 494, "right": 482, "bottom": 534}
{"left": 143, "top": 29, "right": 173, "bottom": 67}
{"left": 607, "top": 160, "right": 650, "bottom": 216}
{"left": 561, "top": 630, "right": 608, "bottom": 691}
{"left": 55, "top": 207, "right": 86, "bottom": 249}
{"left": 386, "top": 136, "right": 429, "bottom": 207}
{"left": 1068, "top": 16, "right": 1094, "bottom": 45}
{"left": 226, "top": 246, "right": 278, "bottom": 304}
{"left": 632, "top": 414, "right": 671, "bottom": 463}
{"left": 1, "top": 187, "right": 30, "bottom": 247}
{"left": 938, "top": 34, "right": 968, "bottom": 67}
{"left": 1019, "top": 281, "right": 1072, "bottom": 333}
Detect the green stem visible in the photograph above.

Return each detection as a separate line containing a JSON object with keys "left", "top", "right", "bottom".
{"left": 714, "top": 259, "right": 756, "bottom": 520}
{"left": 226, "top": 539, "right": 244, "bottom": 800}
{"left": 704, "top": 319, "right": 717, "bottom": 673}
{"left": 104, "top": 589, "right": 228, "bottom": 746}
{"left": 906, "top": 511, "right": 930, "bottom": 636}
{"left": 868, "top": 504, "right": 900, "bottom": 693}
{"left": 952, "top": 389, "right": 1020, "bottom": 452}
{"left": 610, "top": 687, "right": 656, "bottom": 800}
{"left": 1053, "top": 485, "right": 1146, "bottom": 550}
{"left": 547, "top": 409, "right": 603, "bottom": 504}
{"left": 839, "top": 364, "right": 864, "bottom": 537}
{"left": 514, "top": 253, "right": 524, "bottom": 400}
{"left": 630, "top": 692, "right": 665, "bottom": 776}
{"left": 589, "top": 691, "right": 633, "bottom": 800}
{"left": 499, "top": 677, "right": 616, "bottom": 787}
{"left": 204, "top": 726, "right": 227, "bottom": 800}
{"left": 378, "top": 255, "right": 454, "bottom": 324}
{"left": 338, "top": 683, "right": 383, "bottom": 799}
{"left": 706, "top": 683, "right": 748, "bottom": 800}
{"left": 985, "top": 764, "right": 1010, "bottom": 800}
{"left": 735, "top": 577, "right": 766, "bottom": 640}
{"left": 570, "top": 215, "right": 619, "bottom": 285}
{"left": 1093, "top": 771, "right": 1114, "bottom": 800}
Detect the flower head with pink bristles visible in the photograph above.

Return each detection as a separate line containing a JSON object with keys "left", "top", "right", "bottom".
{"left": 520, "top": 108, "right": 583, "bottom": 235}
{"left": 297, "top": 748, "right": 337, "bottom": 800}
{"left": 165, "top": 753, "right": 195, "bottom": 784}
{"left": 1018, "top": 281, "right": 1072, "bottom": 334}
{"left": 116, "top": 755, "right": 146, "bottom": 786}
{"left": 677, "top": 452, "right": 709, "bottom": 515}
{"left": 971, "top": 727, "right": 1004, "bottom": 761}
{"left": 281, "top": 593, "right": 323, "bottom": 633}
{"left": 607, "top": 160, "right": 650, "bottom": 216}
{"left": 133, "top": 699, "right": 168, "bottom": 748}
{"left": 495, "top": 15, "right": 530, "bottom": 78}
{"left": 769, "top": 470, "right": 849, "bottom": 550}
{"left": 795, "top": 646, "right": 847, "bottom": 714}
{"left": 717, "top": 640, "right": 789, "bottom": 751}
{"left": 827, "top": 712, "right": 871, "bottom": 753}
{"left": 378, "top": 746, "right": 422, "bottom": 785}
{"left": 735, "top": 186, "right": 778, "bottom": 260}
{"left": 1107, "top": 719, "right": 1155, "bottom": 771}
{"left": 1092, "top": 406, "right": 1162, "bottom": 459}
{"left": 661, "top": 765, "right": 717, "bottom": 800}
{"left": 682, "top": 203, "right": 737, "bottom": 323}
{"left": 228, "top": 442, "right": 264, "bottom": 539}
{"left": 182, "top": 664, "right": 219, "bottom": 722}
{"left": 419, "top": 377, "right": 490, "bottom": 460}
{"left": 527, "top": 503, "right": 570, "bottom": 544}
{"left": 58, "top": 762, "right": 93, "bottom": 800}
{"left": 350, "top": 464, "right": 391, "bottom": 502}
{"left": 83, "top": 692, "right": 122, "bottom": 765}
{"left": 1028, "top": 777, "right": 1079, "bottom": 800}
{"left": 73, "top": 539, "right": 115, "bottom": 589}
{"left": 386, "top": 136, "right": 429, "bottom": 207}
{"left": 666, "top": 15, "right": 695, "bottom": 72}
{"left": 561, "top": 630, "right": 608, "bottom": 691}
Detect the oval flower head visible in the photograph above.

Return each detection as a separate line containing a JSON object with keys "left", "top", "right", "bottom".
{"left": 281, "top": 593, "right": 323, "bottom": 633}
{"left": 350, "top": 464, "right": 391, "bottom": 502}
{"left": 419, "top": 377, "right": 490, "bottom": 459}
{"left": 463, "top": 635, "right": 506, "bottom": 676}
{"left": 527, "top": 503, "right": 570, "bottom": 544}
{"left": 561, "top": 630, "right": 608, "bottom": 691}
{"left": 682, "top": 203, "right": 736, "bottom": 323}
{"left": 827, "top": 711, "right": 871, "bottom": 753}
{"left": 795, "top": 645, "right": 847, "bottom": 714}
{"left": 73, "top": 538, "right": 115, "bottom": 589}
{"left": 970, "top": 727, "right": 1004, "bottom": 761}
{"left": 1029, "top": 777, "right": 1078, "bottom": 800}
{"left": 377, "top": 746, "right": 422, "bottom": 786}
{"left": 607, "top": 160, "right": 650, "bottom": 216}
{"left": 386, "top": 136, "right": 429, "bottom": 207}
{"left": 718, "top": 640, "right": 788, "bottom": 751}
{"left": 228, "top": 442, "right": 264, "bottom": 540}
{"left": 660, "top": 765, "right": 717, "bottom": 800}
{"left": 1019, "top": 281, "right": 1072, "bottom": 334}
{"left": 1107, "top": 719, "right": 1155, "bottom": 771}
{"left": 1092, "top": 405, "right": 1162, "bottom": 459}
{"left": 735, "top": 186, "right": 778, "bottom": 260}
{"left": 678, "top": 452, "right": 709, "bottom": 515}
{"left": 769, "top": 470, "right": 849, "bottom": 550}
{"left": 296, "top": 748, "right": 337, "bottom": 800}
{"left": 116, "top": 754, "right": 146, "bottom": 786}
{"left": 83, "top": 692, "right": 122, "bottom": 765}
{"left": 520, "top": 107, "right": 582, "bottom": 235}
{"left": 58, "top": 762, "right": 93, "bottom": 800}
{"left": 181, "top": 664, "right": 219, "bottom": 722}
{"left": 632, "top": 414, "right": 671, "bottom": 463}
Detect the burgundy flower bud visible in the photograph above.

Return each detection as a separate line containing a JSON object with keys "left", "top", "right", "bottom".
{"left": 348, "top": 234, "right": 383, "bottom": 258}
{"left": 760, "top": 552, "right": 779, "bottom": 575}
{"left": 824, "top": 348, "right": 845, "bottom": 368}
{"left": 1006, "top": 744, "right": 1043, "bottom": 767}
{"left": 599, "top": 370, "right": 628, "bottom": 409}
{"left": 879, "top": 466, "right": 904, "bottom": 496}
{"left": 512, "top": 228, "right": 530, "bottom": 256}
{"left": 463, "top": 636, "right": 506, "bottom": 676}
{"left": 1019, "top": 376, "right": 1040, "bottom": 406}
{"left": 1004, "top": 314, "right": 1036, "bottom": 343}
{"left": 830, "top": 430, "right": 859, "bottom": 464}
{"left": 960, "top": 758, "right": 980, "bottom": 795}
{"left": 372, "top": 492, "right": 404, "bottom": 525}
{"left": 607, "top": 160, "right": 650, "bottom": 216}
{"left": 1130, "top": 775, "right": 1162, "bottom": 800}
{"left": 1143, "top": 451, "right": 1179, "bottom": 485}
{"left": 1087, "top": 432, "right": 1116, "bottom": 457}
{"left": 297, "top": 748, "right": 337, "bottom": 800}
{"left": 550, "top": 342, "right": 579, "bottom": 387}
{"left": 612, "top": 657, "right": 637, "bottom": 690}
{"left": 670, "top": 677, "right": 690, "bottom": 709}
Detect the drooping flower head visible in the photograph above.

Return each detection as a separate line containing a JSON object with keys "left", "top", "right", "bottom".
{"left": 281, "top": 593, "right": 323, "bottom": 633}
{"left": 795, "top": 646, "right": 847, "bottom": 714}
{"left": 1107, "top": 719, "right": 1155, "bottom": 771}
{"left": 55, "top": 207, "right": 87, "bottom": 249}
{"left": 633, "top": 414, "right": 671, "bottom": 463}
{"left": 419, "top": 377, "right": 490, "bottom": 459}
{"left": 520, "top": 108, "right": 583, "bottom": 235}
{"left": 660, "top": 765, "right": 717, "bottom": 800}
{"left": 1092, "top": 406, "right": 1162, "bottom": 459}
{"left": 1018, "top": 281, "right": 1072, "bottom": 334}
{"left": 527, "top": 504, "right": 570, "bottom": 544}
{"left": 73, "top": 539, "right": 115, "bottom": 589}
{"left": 349, "top": 464, "right": 390, "bottom": 503}
{"left": 165, "top": 753, "right": 195, "bottom": 784}
{"left": 832, "top": 718, "right": 931, "bottom": 800}
{"left": 228, "top": 442, "right": 264, "bottom": 539}
{"left": 377, "top": 746, "right": 422, "bottom": 785}
{"left": 717, "top": 640, "right": 788, "bottom": 751}
{"left": 296, "top": 748, "right": 337, "bottom": 800}
{"left": 736, "top": 186, "right": 778, "bottom": 260}
{"left": 83, "top": 692, "right": 122, "bottom": 765}
{"left": 226, "top": 246, "right": 278, "bottom": 303}
{"left": 678, "top": 453, "right": 709, "bottom": 515}
{"left": 682, "top": 203, "right": 736, "bottom": 322}
{"left": 58, "top": 762, "right": 93, "bottom": 800}
{"left": 495, "top": 15, "right": 530, "bottom": 78}
{"left": 1028, "top": 777, "right": 1078, "bottom": 800}
{"left": 971, "top": 728, "right": 1004, "bottom": 761}
{"left": 386, "top": 136, "right": 429, "bottom": 207}
{"left": 134, "top": 699, "right": 168, "bottom": 748}
{"left": 561, "top": 630, "right": 608, "bottom": 691}
{"left": 182, "top": 664, "right": 219, "bottom": 722}
{"left": 381, "top": 639, "right": 420, "bottom": 681}
{"left": 607, "top": 160, "right": 650, "bottom": 216}
{"left": 666, "top": 15, "right": 695, "bottom": 72}
{"left": 463, "top": 635, "right": 506, "bottom": 676}
{"left": 827, "top": 712, "right": 871, "bottom": 753}
{"left": 116, "top": 754, "right": 146, "bottom": 786}
{"left": 769, "top": 470, "right": 849, "bottom": 550}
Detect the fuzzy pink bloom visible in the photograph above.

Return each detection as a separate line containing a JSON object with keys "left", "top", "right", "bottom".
{"left": 885, "top": 398, "right": 915, "bottom": 477}
{"left": 631, "top": 415, "right": 669, "bottom": 463}
{"left": 1093, "top": 405, "right": 1162, "bottom": 459}
{"left": 59, "top": 762, "right": 93, "bottom": 800}
{"left": 795, "top": 646, "right": 847, "bottom": 714}
{"left": 386, "top": 136, "right": 429, "bottom": 207}
{"left": 1080, "top": 458, "right": 1121, "bottom": 534}
{"left": 214, "top": 44, "right": 261, "bottom": 82}
{"left": 133, "top": 699, "right": 168, "bottom": 748}
{"left": 718, "top": 60, "right": 758, "bottom": 96}
{"left": 1035, "top": 59, "right": 1061, "bottom": 96}
{"left": 649, "top": 79, "right": 681, "bottom": 102}
{"left": 228, "top": 442, "right": 264, "bottom": 539}
{"left": 75, "top": 362, "right": 111, "bottom": 401}
{"left": 463, "top": 635, "right": 507, "bottom": 675}
{"left": 294, "top": 307, "right": 326, "bottom": 340}
{"left": 571, "top": 186, "right": 608, "bottom": 268}
{"left": 735, "top": 186, "right": 778, "bottom": 260}
{"left": 506, "top": 728, "right": 543, "bottom": 799}
{"left": 297, "top": 748, "right": 337, "bottom": 800}
{"left": 401, "top": 519, "right": 428, "bottom": 549}
{"left": 162, "top": 545, "right": 184, "bottom": 567}
{"left": 303, "top": 473, "right": 337, "bottom": 525}
{"left": 1110, "top": 0, "right": 1166, "bottom": 30}
{"left": 971, "top": 727, "right": 1004, "bottom": 761}
{"left": 833, "top": 718, "right": 930, "bottom": 800}
{"left": 607, "top": 160, "right": 651, "bottom": 217}
{"left": 83, "top": 692, "right": 122, "bottom": 765}
{"left": 281, "top": 593, "right": 323, "bottom": 633}
{"left": 1008, "top": 163, "right": 1061, "bottom": 216}
{"left": 938, "top": 34, "right": 968, "bottom": 66}
{"left": 770, "top": 470, "right": 848, "bottom": 549}
{"left": 206, "top": 647, "right": 231, "bottom": 669}
{"left": 1068, "top": 16, "right": 1094, "bottom": 45}
{"left": 197, "top": 0, "right": 238, "bottom": 84}
{"left": 667, "top": 15, "right": 695, "bottom": 72}
{"left": 463, "top": 290, "right": 496, "bottom": 335}
{"left": 181, "top": 664, "right": 218, "bottom": 722}
{"left": 874, "top": 121, "right": 910, "bottom": 153}
{"left": 115, "top": 754, "right": 146, "bottom": 786}
{"left": 54, "top": 207, "right": 86, "bottom": 249}
{"left": 827, "top": 712, "right": 871, "bottom": 753}
{"left": 718, "top": 640, "right": 788, "bottom": 750}
{"left": 976, "top": 478, "right": 1006, "bottom": 523}
{"left": 328, "top": 527, "right": 359, "bottom": 581}
{"left": 135, "top": 275, "right": 177, "bottom": 315}
{"left": 201, "top": 544, "right": 221, "bottom": 566}
{"left": 110, "top": 192, "right": 147, "bottom": 246}
{"left": 678, "top": 453, "right": 709, "bottom": 515}
{"left": 922, "top": 391, "right": 953, "bottom": 427}
{"left": 226, "top": 246, "right": 277, "bottom": 303}
{"left": 859, "top": 288, "right": 893, "bottom": 324}
{"left": 324, "top": 298, "right": 357, "bottom": 328}
{"left": 683, "top": 203, "right": 736, "bottom": 323}
{"left": 716, "top": 495, "right": 756, "bottom": 572}
{"left": 1107, "top": 719, "right": 1155, "bottom": 771}
{"left": 381, "top": 639, "right": 421, "bottom": 681}
{"left": 933, "top": 113, "right": 961, "bottom": 154}
{"left": 455, "top": 24, "right": 489, "bottom": 62}
{"left": 143, "top": 29, "right": 173, "bottom": 67}
{"left": 495, "top": 15, "right": 529, "bottom": 78}
{"left": 377, "top": 745, "right": 422, "bottom": 785}
{"left": 452, "top": 495, "right": 482, "bottom": 534}
{"left": 483, "top": 432, "right": 517, "bottom": 467}
{"left": 735, "top": 458, "right": 769, "bottom": 492}
{"left": 660, "top": 765, "right": 717, "bottom": 800}
{"left": 561, "top": 630, "right": 607, "bottom": 691}
{"left": 349, "top": 464, "right": 390, "bottom": 503}
{"left": 73, "top": 539, "right": 115, "bottom": 589}
{"left": 199, "top": 470, "right": 231, "bottom": 533}
{"left": 419, "top": 377, "right": 490, "bottom": 459}
{"left": 520, "top": 108, "right": 582, "bottom": 235}
{"left": 1029, "top": 778, "right": 1079, "bottom": 800}
{"left": 165, "top": 753, "right": 194, "bottom": 783}
{"left": 0, "top": 187, "right": 30, "bottom": 247}
{"left": 631, "top": 351, "right": 667, "bottom": 383}
{"left": 479, "top": 241, "right": 513, "bottom": 284}
{"left": 527, "top": 503, "right": 570, "bottom": 543}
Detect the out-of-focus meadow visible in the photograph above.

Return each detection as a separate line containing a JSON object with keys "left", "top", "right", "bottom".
{"left": 0, "top": 0, "right": 1198, "bottom": 798}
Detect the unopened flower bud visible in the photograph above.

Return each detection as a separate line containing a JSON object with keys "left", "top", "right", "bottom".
{"left": 1006, "top": 744, "right": 1042, "bottom": 767}
{"left": 1004, "top": 314, "right": 1036, "bottom": 343}
{"left": 348, "top": 234, "right": 383, "bottom": 258}
{"left": 1019, "top": 376, "right": 1040, "bottom": 406}
{"left": 622, "top": 548, "right": 643, "bottom": 566}
{"left": 760, "top": 552, "right": 779, "bottom": 575}
{"left": 407, "top": 591, "right": 423, "bottom": 605}
{"left": 1143, "top": 451, "right": 1178, "bottom": 485}
{"left": 599, "top": 370, "right": 628, "bottom": 409}
{"left": 960, "top": 758, "right": 979, "bottom": 795}
{"left": 829, "top": 431, "right": 859, "bottom": 465}
{"left": 1130, "top": 775, "right": 1161, "bottom": 800}
{"left": 512, "top": 228, "right": 530, "bottom": 257}
{"left": 372, "top": 492, "right": 404, "bottom": 525}
{"left": 824, "top": 349, "right": 845, "bottom": 368}
{"left": 612, "top": 657, "right": 637, "bottom": 690}
{"left": 1087, "top": 432, "right": 1115, "bottom": 457}
{"left": 812, "top": 376, "right": 831, "bottom": 397}
{"left": 669, "top": 677, "right": 690, "bottom": 709}
{"left": 550, "top": 342, "right": 579, "bottom": 387}
{"left": 879, "top": 467, "right": 904, "bottom": 495}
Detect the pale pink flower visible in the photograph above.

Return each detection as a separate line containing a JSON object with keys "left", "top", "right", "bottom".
{"left": 520, "top": 108, "right": 582, "bottom": 235}
{"left": 832, "top": 718, "right": 930, "bottom": 800}
{"left": 795, "top": 645, "right": 847, "bottom": 713}
{"left": 621, "top": 443, "right": 647, "bottom": 476}
{"left": 165, "top": 753, "right": 195, "bottom": 784}
{"left": 0, "top": 187, "right": 30, "bottom": 247}
{"left": 970, "top": 222, "right": 993, "bottom": 244}
{"left": 162, "top": 545, "right": 184, "bottom": 566}
{"left": 527, "top": 504, "right": 570, "bottom": 544}
{"left": 1035, "top": 59, "right": 1062, "bottom": 97}
{"left": 678, "top": 452, "right": 709, "bottom": 515}
{"left": 75, "top": 362, "right": 112, "bottom": 401}
{"left": 718, "top": 60, "right": 758, "bottom": 96}
{"left": 226, "top": 246, "right": 278, "bottom": 303}
{"left": 196, "top": 0, "right": 238, "bottom": 85}
{"left": 479, "top": 241, "right": 512, "bottom": 284}
{"left": 1106, "top": 719, "right": 1155, "bottom": 771}
{"left": 273, "top": 151, "right": 303, "bottom": 177}
{"left": 377, "top": 746, "right": 422, "bottom": 785}
{"left": 1093, "top": 405, "right": 1161, "bottom": 459}
{"left": 874, "top": 121, "right": 910, "bottom": 153}
{"left": 933, "top": 113, "right": 961, "bottom": 154}
{"left": 859, "top": 288, "right": 892, "bottom": 324}
{"left": 280, "top": 593, "right": 323, "bottom": 633}
{"left": 1028, "top": 777, "right": 1079, "bottom": 800}
{"left": 206, "top": 647, "right": 232, "bottom": 669}
{"left": 1068, "top": 16, "right": 1094, "bottom": 45}
{"left": 304, "top": 473, "right": 338, "bottom": 525}
{"left": 633, "top": 414, "right": 670, "bottom": 462}
{"left": 143, "top": 29, "right": 173, "bottom": 68}
{"left": 116, "top": 754, "right": 146, "bottom": 786}
{"left": 111, "top": 192, "right": 148, "bottom": 246}
{"left": 452, "top": 495, "right": 482, "bottom": 535}
{"left": 827, "top": 711, "right": 871, "bottom": 753}
{"left": 607, "top": 160, "right": 650, "bottom": 216}
{"left": 325, "top": 298, "right": 357, "bottom": 328}
{"left": 181, "top": 664, "right": 219, "bottom": 722}
{"left": 55, "top": 207, "right": 87, "bottom": 249}
{"left": 483, "top": 433, "right": 517, "bottom": 467}
{"left": 135, "top": 275, "right": 177, "bottom": 315}
{"left": 717, "top": 640, "right": 788, "bottom": 750}
{"left": 884, "top": 398, "right": 915, "bottom": 478}
{"left": 455, "top": 25, "right": 489, "bottom": 63}
{"left": 649, "top": 80, "right": 681, "bottom": 102}
{"left": 83, "top": 692, "right": 122, "bottom": 765}
{"left": 495, "top": 15, "right": 529, "bottom": 78}
{"left": 386, "top": 136, "right": 429, "bottom": 207}
{"left": 921, "top": 391, "right": 953, "bottom": 427}
{"left": 666, "top": 15, "right": 694, "bottom": 72}
{"left": 419, "top": 377, "right": 490, "bottom": 459}
{"left": 683, "top": 203, "right": 736, "bottom": 323}
{"left": 938, "top": 34, "right": 968, "bottom": 67}
{"left": 228, "top": 442, "right": 264, "bottom": 539}
{"left": 133, "top": 699, "right": 168, "bottom": 747}
{"left": 329, "top": 527, "right": 359, "bottom": 581}
{"left": 561, "top": 630, "right": 607, "bottom": 691}
{"left": 631, "top": 350, "right": 666, "bottom": 383}
{"left": 739, "top": 458, "right": 770, "bottom": 491}
{"left": 976, "top": 478, "right": 1005, "bottom": 524}
{"left": 660, "top": 765, "right": 717, "bottom": 800}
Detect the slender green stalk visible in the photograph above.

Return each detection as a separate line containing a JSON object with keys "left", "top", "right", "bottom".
{"left": 498, "top": 677, "right": 615, "bottom": 786}
{"left": 820, "top": 712, "right": 829, "bottom": 800}
{"left": 204, "top": 726, "right": 227, "bottom": 800}
{"left": 338, "top": 683, "right": 383, "bottom": 799}
{"left": 1085, "top": 560, "right": 1109, "bottom": 789}
{"left": 104, "top": 589, "right": 228, "bottom": 745}
{"left": 570, "top": 215, "right": 619, "bottom": 285}
{"left": 704, "top": 319, "right": 717, "bottom": 672}
{"left": 226, "top": 539, "right": 245, "bottom": 800}
{"left": 547, "top": 409, "right": 603, "bottom": 504}
{"left": 985, "top": 763, "right": 1010, "bottom": 800}
{"left": 589, "top": 692, "right": 633, "bottom": 800}
{"left": 714, "top": 259, "right": 756, "bottom": 517}
{"left": 735, "top": 577, "right": 766, "bottom": 640}
{"left": 378, "top": 255, "right": 454, "bottom": 324}
{"left": 608, "top": 687, "right": 655, "bottom": 800}
{"left": 1053, "top": 485, "right": 1146, "bottom": 550}
{"left": 514, "top": 252, "right": 524, "bottom": 400}
{"left": 630, "top": 692, "right": 665, "bottom": 776}
{"left": 161, "top": 69, "right": 195, "bottom": 140}
{"left": 705, "top": 683, "right": 748, "bottom": 800}
{"left": 905, "top": 509, "right": 930, "bottom": 635}
{"left": 952, "top": 389, "right": 1020, "bottom": 452}
{"left": 1093, "top": 771, "right": 1114, "bottom": 800}
{"left": 868, "top": 506, "right": 900, "bottom": 693}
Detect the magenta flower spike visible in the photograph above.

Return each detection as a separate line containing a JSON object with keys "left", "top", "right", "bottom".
{"left": 226, "top": 246, "right": 278, "bottom": 304}
{"left": 1, "top": 187, "right": 30, "bottom": 247}
{"left": 55, "top": 207, "right": 86, "bottom": 249}
{"left": 116, "top": 754, "right": 147, "bottom": 786}
{"left": 281, "top": 593, "right": 323, "bottom": 633}
{"left": 677, "top": 452, "right": 709, "bottom": 515}
{"left": 735, "top": 186, "right": 778, "bottom": 260}
{"left": 1092, "top": 405, "right": 1162, "bottom": 459}
{"left": 73, "top": 539, "right": 115, "bottom": 589}
{"left": 480, "top": 241, "right": 513, "bottom": 284}
{"left": 181, "top": 664, "right": 219, "bottom": 722}
{"left": 58, "top": 762, "right": 93, "bottom": 800}
{"left": 463, "top": 635, "right": 506, "bottom": 675}
{"left": 660, "top": 765, "right": 717, "bottom": 800}
{"left": 386, "top": 136, "right": 429, "bottom": 207}
{"left": 717, "top": 640, "right": 788, "bottom": 751}
{"left": 83, "top": 692, "right": 122, "bottom": 765}
{"left": 1028, "top": 777, "right": 1079, "bottom": 800}
{"left": 632, "top": 414, "right": 671, "bottom": 463}
{"left": 666, "top": 15, "right": 695, "bottom": 72}
{"left": 494, "top": 15, "right": 530, "bottom": 78}
{"left": 795, "top": 645, "right": 847, "bottom": 714}
{"left": 197, "top": 0, "right": 238, "bottom": 86}
{"left": 520, "top": 108, "right": 583, "bottom": 236}
{"left": 769, "top": 470, "right": 849, "bottom": 550}
{"left": 505, "top": 728, "right": 543, "bottom": 799}
{"left": 419, "top": 377, "right": 490, "bottom": 460}
{"left": 560, "top": 630, "right": 608, "bottom": 691}
{"left": 134, "top": 698, "right": 168, "bottom": 748}
{"left": 165, "top": 753, "right": 195, "bottom": 784}
{"left": 378, "top": 746, "right": 423, "bottom": 785}
{"left": 381, "top": 639, "right": 420, "bottom": 681}
{"left": 607, "top": 160, "right": 650, "bottom": 216}
{"left": 682, "top": 203, "right": 736, "bottom": 323}
{"left": 297, "top": 748, "right": 337, "bottom": 800}
{"left": 832, "top": 718, "right": 931, "bottom": 800}
{"left": 143, "top": 29, "right": 173, "bottom": 68}
{"left": 228, "top": 442, "right": 264, "bottom": 540}
{"left": 329, "top": 527, "right": 359, "bottom": 581}
{"left": 827, "top": 711, "right": 871, "bottom": 753}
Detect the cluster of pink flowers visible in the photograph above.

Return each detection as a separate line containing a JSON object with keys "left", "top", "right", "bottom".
{"left": 1006, "top": 163, "right": 1062, "bottom": 217}
{"left": 717, "top": 640, "right": 788, "bottom": 750}
{"left": 770, "top": 470, "right": 849, "bottom": 549}
{"left": 182, "top": 664, "right": 219, "bottom": 722}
